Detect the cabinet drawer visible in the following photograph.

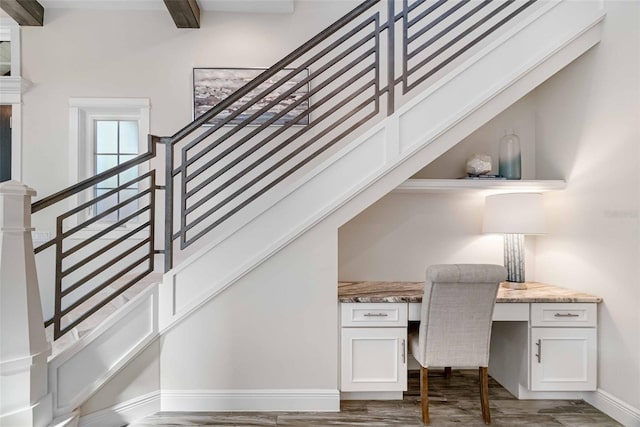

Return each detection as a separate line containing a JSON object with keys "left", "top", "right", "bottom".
{"left": 531, "top": 303, "right": 597, "bottom": 327}
{"left": 341, "top": 303, "right": 407, "bottom": 327}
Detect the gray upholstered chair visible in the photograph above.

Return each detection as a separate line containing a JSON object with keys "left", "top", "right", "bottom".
{"left": 409, "top": 264, "right": 507, "bottom": 425}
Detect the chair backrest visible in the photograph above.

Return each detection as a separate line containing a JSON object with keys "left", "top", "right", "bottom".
{"left": 415, "top": 264, "right": 507, "bottom": 368}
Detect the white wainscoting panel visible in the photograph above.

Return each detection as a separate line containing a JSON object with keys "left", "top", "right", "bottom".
{"left": 49, "top": 286, "right": 159, "bottom": 416}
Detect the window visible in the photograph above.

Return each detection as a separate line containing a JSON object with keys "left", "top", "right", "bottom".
{"left": 68, "top": 98, "right": 150, "bottom": 226}
{"left": 94, "top": 120, "right": 140, "bottom": 221}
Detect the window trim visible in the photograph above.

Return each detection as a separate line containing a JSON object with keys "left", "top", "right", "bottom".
{"left": 0, "top": 19, "right": 29, "bottom": 182}
{"left": 68, "top": 98, "right": 150, "bottom": 231}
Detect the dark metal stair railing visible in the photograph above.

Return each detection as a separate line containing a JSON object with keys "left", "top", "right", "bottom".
{"left": 32, "top": 136, "right": 160, "bottom": 339}
{"left": 30, "top": 0, "right": 537, "bottom": 341}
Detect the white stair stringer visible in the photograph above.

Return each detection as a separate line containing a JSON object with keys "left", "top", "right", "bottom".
{"left": 159, "top": 0, "right": 605, "bottom": 333}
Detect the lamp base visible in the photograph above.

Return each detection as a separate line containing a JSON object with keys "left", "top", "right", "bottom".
{"left": 501, "top": 281, "right": 528, "bottom": 290}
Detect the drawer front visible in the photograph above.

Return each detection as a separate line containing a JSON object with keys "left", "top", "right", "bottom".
{"left": 531, "top": 303, "right": 597, "bottom": 327}
{"left": 341, "top": 303, "right": 407, "bottom": 327}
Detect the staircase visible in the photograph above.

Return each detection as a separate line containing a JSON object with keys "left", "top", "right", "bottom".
{"left": 16, "top": 0, "right": 605, "bottom": 424}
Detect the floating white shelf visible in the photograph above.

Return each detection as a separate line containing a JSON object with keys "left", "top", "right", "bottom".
{"left": 393, "top": 179, "right": 566, "bottom": 194}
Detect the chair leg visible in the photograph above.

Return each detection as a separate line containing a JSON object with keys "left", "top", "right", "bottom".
{"left": 420, "top": 366, "right": 430, "bottom": 425}
{"left": 444, "top": 367, "right": 452, "bottom": 379}
{"left": 479, "top": 367, "right": 491, "bottom": 424}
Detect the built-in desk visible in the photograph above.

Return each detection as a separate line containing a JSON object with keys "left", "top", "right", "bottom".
{"left": 338, "top": 281, "right": 601, "bottom": 400}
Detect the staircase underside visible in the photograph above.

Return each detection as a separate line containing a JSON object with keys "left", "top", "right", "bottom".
{"left": 46, "top": 1, "right": 605, "bottom": 421}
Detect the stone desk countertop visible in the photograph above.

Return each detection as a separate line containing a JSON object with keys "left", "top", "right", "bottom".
{"left": 338, "top": 281, "right": 603, "bottom": 303}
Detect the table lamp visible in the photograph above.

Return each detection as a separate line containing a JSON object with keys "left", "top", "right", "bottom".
{"left": 482, "top": 193, "right": 546, "bottom": 289}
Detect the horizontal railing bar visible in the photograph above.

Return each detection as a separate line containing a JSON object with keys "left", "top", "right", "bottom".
{"left": 407, "top": 0, "right": 534, "bottom": 90}
{"left": 182, "top": 33, "right": 377, "bottom": 174}
{"left": 34, "top": 174, "right": 151, "bottom": 254}
{"left": 61, "top": 222, "right": 151, "bottom": 278}
{"left": 183, "top": 75, "right": 376, "bottom": 222}
{"left": 183, "top": 99, "right": 378, "bottom": 247}
{"left": 406, "top": 0, "right": 449, "bottom": 30}
{"left": 60, "top": 172, "right": 152, "bottom": 220}
{"left": 180, "top": 15, "right": 379, "bottom": 158}
{"left": 34, "top": 238, "right": 55, "bottom": 255}
{"left": 169, "top": 0, "right": 380, "bottom": 145}
{"left": 184, "top": 63, "right": 376, "bottom": 209}
{"left": 407, "top": 0, "right": 490, "bottom": 61}
{"left": 182, "top": 88, "right": 376, "bottom": 239}
{"left": 183, "top": 48, "right": 377, "bottom": 192}
{"left": 61, "top": 237, "right": 151, "bottom": 297}
{"left": 61, "top": 206, "right": 151, "bottom": 259}
{"left": 35, "top": 175, "right": 153, "bottom": 254}
{"left": 406, "top": 0, "right": 428, "bottom": 15}
{"left": 31, "top": 136, "right": 158, "bottom": 213}
{"left": 44, "top": 317, "right": 53, "bottom": 327}
{"left": 407, "top": 0, "right": 515, "bottom": 77}
{"left": 407, "top": 0, "right": 470, "bottom": 44}
{"left": 61, "top": 188, "right": 152, "bottom": 239}
{"left": 59, "top": 254, "right": 151, "bottom": 319}
{"left": 58, "top": 262, "right": 153, "bottom": 338}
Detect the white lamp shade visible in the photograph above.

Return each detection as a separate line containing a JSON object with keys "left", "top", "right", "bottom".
{"left": 483, "top": 193, "right": 546, "bottom": 234}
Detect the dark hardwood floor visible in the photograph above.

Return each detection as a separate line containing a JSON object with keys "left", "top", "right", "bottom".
{"left": 130, "top": 370, "right": 621, "bottom": 426}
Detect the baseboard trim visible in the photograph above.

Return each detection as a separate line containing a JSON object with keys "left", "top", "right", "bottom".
{"left": 583, "top": 389, "right": 640, "bottom": 427}
{"left": 78, "top": 391, "right": 160, "bottom": 427}
{"left": 161, "top": 389, "right": 340, "bottom": 412}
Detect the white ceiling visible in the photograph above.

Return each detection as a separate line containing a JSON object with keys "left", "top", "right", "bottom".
{"left": 38, "top": 0, "right": 295, "bottom": 14}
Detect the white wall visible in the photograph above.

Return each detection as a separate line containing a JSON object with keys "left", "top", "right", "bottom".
{"left": 20, "top": 1, "right": 357, "bottom": 207}
{"left": 160, "top": 221, "right": 338, "bottom": 394}
{"left": 339, "top": 94, "right": 539, "bottom": 282}
{"left": 533, "top": 0, "right": 640, "bottom": 414}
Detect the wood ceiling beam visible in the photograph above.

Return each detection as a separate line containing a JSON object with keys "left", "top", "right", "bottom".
{"left": 0, "top": 0, "right": 44, "bottom": 26}
{"left": 164, "top": 0, "right": 201, "bottom": 29}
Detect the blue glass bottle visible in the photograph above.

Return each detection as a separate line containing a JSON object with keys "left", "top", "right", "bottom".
{"left": 499, "top": 129, "right": 521, "bottom": 180}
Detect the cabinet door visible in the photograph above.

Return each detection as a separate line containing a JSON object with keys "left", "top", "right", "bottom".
{"left": 531, "top": 327, "right": 596, "bottom": 391}
{"left": 341, "top": 327, "right": 407, "bottom": 392}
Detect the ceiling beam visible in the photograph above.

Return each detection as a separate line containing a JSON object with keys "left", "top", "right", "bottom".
{"left": 164, "top": 0, "right": 200, "bottom": 29}
{"left": 0, "top": 0, "right": 44, "bottom": 26}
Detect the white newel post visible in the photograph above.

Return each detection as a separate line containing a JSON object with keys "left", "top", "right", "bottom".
{"left": 0, "top": 181, "right": 52, "bottom": 427}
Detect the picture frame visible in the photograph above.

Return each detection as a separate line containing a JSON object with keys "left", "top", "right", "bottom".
{"left": 193, "top": 67, "right": 310, "bottom": 126}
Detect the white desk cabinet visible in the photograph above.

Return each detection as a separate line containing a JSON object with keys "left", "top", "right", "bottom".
{"left": 530, "top": 303, "right": 597, "bottom": 391}
{"left": 340, "top": 327, "right": 407, "bottom": 392}
{"left": 338, "top": 282, "right": 601, "bottom": 400}
{"left": 340, "top": 303, "right": 407, "bottom": 393}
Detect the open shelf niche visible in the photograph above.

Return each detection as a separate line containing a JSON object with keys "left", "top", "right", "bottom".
{"left": 396, "top": 94, "right": 566, "bottom": 195}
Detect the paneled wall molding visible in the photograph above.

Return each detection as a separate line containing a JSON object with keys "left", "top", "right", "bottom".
{"left": 48, "top": 285, "right": 159, "bottom": 417}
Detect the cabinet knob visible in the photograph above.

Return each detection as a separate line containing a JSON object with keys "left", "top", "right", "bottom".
{"left": 364, "top": 312, "right": 389, "bottom": 317}
{"left": 554, "top": 313, "right": 580, "bottom": 318}
{"left": 535, "top": 339, "right": 542, "bottom": 363}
